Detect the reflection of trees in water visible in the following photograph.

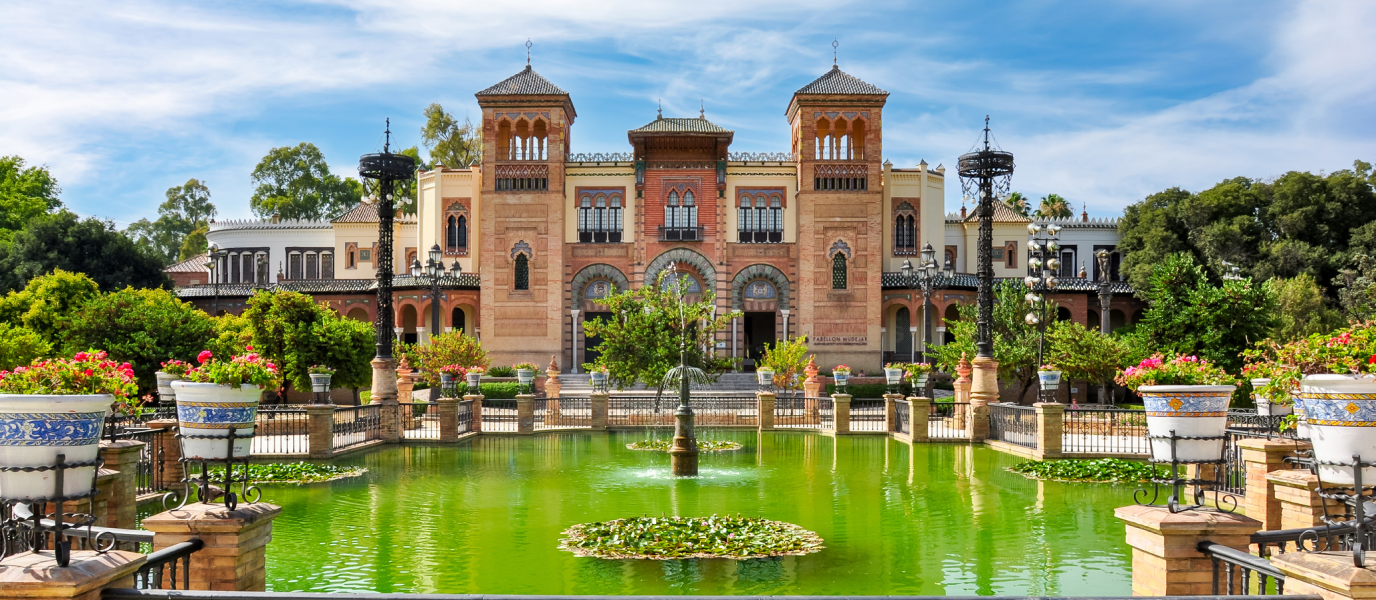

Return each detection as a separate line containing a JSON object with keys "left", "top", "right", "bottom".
{"left": 736, "top": 556, "right": 786, "bottom": 583}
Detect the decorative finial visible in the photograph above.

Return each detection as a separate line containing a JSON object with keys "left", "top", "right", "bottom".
{"left": 699, "top": 100, "right": 704, "bottom": 119}
{"left": 526, "top": 39, "right": 532, "bottom": 65}
{"left": 983, "top": 115, "right": 991, "bottom": 150}
{"left": 384, "top": 118, "right": 391, "bottom": 153}
{"left": 657, "top": 100, "right": 662, "bottom": 120}
{"left": 832, "top": 38, "right": 839, "bottom": 66}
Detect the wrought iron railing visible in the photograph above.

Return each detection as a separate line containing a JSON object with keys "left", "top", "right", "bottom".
{"left": 399, "top": 402, "right": 439, "bottom": 440}
{"left": 254, "top": 407, "right": 309, "bottom": 455}
{"left": 482, "top": 398, "right": 519, "bottom": 432}
{"left": 818, "top": 396, "right": 835, "bottom": 430}
{"left": 535, "top": 397, "right": 592, "bottom": 429}
{"left": 456, "top": 400, "right": 473, "bottom": 434}
{"left": 567, "top": 151, "right": 634, "bottom": 163}
{"left": 893, "top": 399, "right": 910, "bottom": 435}
{"left": 727, "top": 151, "right": 792, "bottom": 162}
{"left": 850, "top": 399, "right": 886, "bottom": 432}
{"left": 990, "top": 403, "right": 1038, "bottom": 449}
{"left": 333, "top": 405, "right": 381, "bottom": 449}
{"left": 774, "top": 396, "right": 823, "bottom": 429}
{"left": 1198, "top": 540, "right": 1285, "bottom": 595}
{"left": 1062, "top": 407, "right": 1149, "bottom": 455}
{"left": 606, "top": 396, "right": 672, "bottom": 427}
{"left": 929, "top": 402, "right": 972, "bottom": 440}
{"left": 134, "top": 538, "right": 203, "bottom": 590}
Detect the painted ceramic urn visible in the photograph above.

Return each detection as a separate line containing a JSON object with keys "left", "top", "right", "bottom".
{"left": 1138, "top": 385, "right": 1235, "bottom": 463}
{"left": 0, "top": 395, "right": 112, "bottom": 500}
{"left": 1297, "top": 374, "right": 1376, "bottom": 485}
{"left": 172, "top": 382, "right": 263, "bottom": 461}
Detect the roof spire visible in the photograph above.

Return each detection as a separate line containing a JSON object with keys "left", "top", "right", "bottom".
{"left": 832, "top": 38, "right": 839, "bottom": 69}
{"left": 657, "top": 99, "right": 662, "bottom": 120}
{"left": 384, "top": 117, "right": 391, "bottom": 153}
{"left": 699, "top": 99, "right": 705, "bottom": 119}
{"left": 983, "top": 115, "right": 991, "bottom": 151}
{"left": 525, "top": 39, "right": 532, "bottom": 66}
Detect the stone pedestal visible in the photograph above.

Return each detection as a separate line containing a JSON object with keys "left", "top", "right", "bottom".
{"left": 1273, "top": 551, "right": 1376, "bottom": 600}
{"left": 545, "top": 366, "right": 562, "bottom": 399}
{"left": 968, "top": 355, "right": 998, "bottom": 442}
{"left": 0, "top": 550, "right": 145, "bottom": 600}
{"left": 465, "top": 394, "right": 483, "bottom": 432}
{"left": 832, "top": 393, "right": 851, "bottom": 435}
{"left": 909, "top": 396, "right": 931, "bottom": 442}
{"left": 305, "top": 405, "right": 334, "bottom": 459}
{"left": 516, "top": 394, "right": 535, "bottom": 434}
{"left": 1240, "top": 438, "right": 1310, "bottom": 531}
{"left": 371, "top": 357, "right": 400, "bottom": 443}
{"left": 98, "top": 440, "right": 143, "bottom": 529}
{"left": 438, "top": 397, "right": 459, "bottom": 441}
{"left": 590, "top": 392, "right": 608, "bottom": 430}
{"left": 883, "top": 393, "right": 902, "bottom": 433}
{"left": 1034, "top": 402, "right": 1065, "bottom": 460}
{"left": 757, "top": 392, "right": 776, "bottom": 431}
{"left": 1269, "top": 470, "right": 1345, "bottom": 531}
{"left": 142, "top": 502, "right": 282, "bottom": 592}
{"left": 1115, "top": 504, "right": 1263, "bottom": 597}
{"left": 146, "top": 419, "right": 183, "bottom": 490}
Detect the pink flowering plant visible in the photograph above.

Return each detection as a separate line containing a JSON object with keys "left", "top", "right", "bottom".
{"left": 438, "top": 364, "right": 467, "bottom": 377}
{"left": 159, "top": 359, "right": 194, "bottom": 378}
{"left": 307, "top": 364, "right": 335, "bottom": 375}
{"left": 1038, "top": 364, "right": 1059, "bottom": 372}
{"left": 182, "top": 350, "right": 280, "bottom": 389}
{"left": 1115, "top": 353, "right": 1235, "bottom": 392}
{"left": 1243, "top": 321, "right": 1376, "bottom": 405}
{"left": 833, "top": 364, "right": 852, "bottom": 374}
{"left": 904, "top": 362, "right": 934, "bottom": 381}
{"left": 0, "top": 350, "right": 140, "bottom": 411}
{"left": 467, "top": 366, "right": 486, "bottom": 374}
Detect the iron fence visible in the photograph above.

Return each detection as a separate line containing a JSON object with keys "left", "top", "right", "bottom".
{"left": 399, "top": 402, "right": 439, "bottom": 440}
{"left": 605, "top": 396, "right": 758, "bottom": 427}
{"left": 105, "top": 407, "right": 177, "bottom": 440}
{"left": 482, "top": 398, "right": 519, "bottom": 432}
{"left": 333, "top": 405, "right": 381, "bottom": 449}
{"left": 850, "top": 399, "right": 886, "bottom": 432}
{"left": 535, "top": 397, "right": 591, "bottom": 429}
{"left": 134, "top": 538, "right": 203, "bottom": 590}
{"left": 929, "top": 402, "right": 972, "bottom": 440}
{"left": 457, "top": 400, "right": 473, "bottom": 434}
{"left": 817, "top": 396, "right": 835, "bottom": 430}
{"left": 990, "top": 403, "right": 1038, "bottom": 449}
{"left": 893, "top": 399, "right": 910, "bottom": 435}
{"left": 1062, "top": 406, "right": 1149, "bottom": 455}
{"left": 253, "top": 407, "right": 309, "bottom": 455}
{"left": 1198, "top": 540, "right": 1285, "bottom": 595}
{"left": 122, "top": 428, "right": 166, "bottom": 495}
{"left": 774, "top": 396, "right": 824, "bottom": 429}
{"left": 691, "top": 395, "right": 758, "bottom": 427}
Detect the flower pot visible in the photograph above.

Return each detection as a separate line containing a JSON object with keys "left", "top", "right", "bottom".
{"left": 156, "top": 371, "right": 179, "bottom": 403}
{"left": 172, "top": 382, "right": 262, "bottom": 461}
{"left": 1293, "top": 394, "right": 1310, "bottom": 439}
{"left": 834, "top": 372, "right": 851, "bottom": 387}
{"left": 1139, "top": 385, "right": 1235, "bottom": 463}
{"left": 516, "top": 369, "right": 535, "bottom": 390}
{"left": 0, "top": 394, "right": 112, "bottom": 500}
{"left": 439, "top": 373, "right": 454, "bottom": 388}
{"left": 466, "top": 372, "right": 482, "bottom": 390}
{"left": 1298, "top": 374, "right": 1376, "bottom": 485}
{"left": 756, "top": 370, "right": 774, "bottom": 386}
{"left": 884, "top": 367, "right": 904, "bottom": 386}
{"left": 1249, "top": 378, "right": 1293, "bottom": 416}
{"left": 309, "top": 373, "right": 333, "bottom": 394}
{"left": 1038, "top": 370, "right": 1062, "bottom": 392}
{"left": 910, "top": 374, "right": 930, "bottom": 390}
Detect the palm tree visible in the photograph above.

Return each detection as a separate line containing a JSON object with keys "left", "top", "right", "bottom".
{"left": 1035, "top": 194, "right": 1073, "bottom": 219}
{"left": 1005, "top": 192, "right": 1031, "bottom": 217}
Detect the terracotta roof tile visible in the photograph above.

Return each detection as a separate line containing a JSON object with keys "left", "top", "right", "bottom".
{"left": 476, "top": 65, "right": 567, "bottom": 96}
{"left": 331, "top": 203, "right": 418, "bottom": 224}
{"left": 796, "top": 65, "right": 887, "bottom": 95}
{"left": 164, "top": 253, "right": 208, "bottom": 273}
{"left": 629, "top": 117, "right": 732, "bottom": 134}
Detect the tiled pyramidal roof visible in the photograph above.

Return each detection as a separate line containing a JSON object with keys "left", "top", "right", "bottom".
{"left": 476, "top": 65, "right": 568, "bottom": 96}
{"left": 796, "top": 65, "right": 888, "bottom": 95}
{"left": 629, "top": 117, "right": 733, "bottom": 134}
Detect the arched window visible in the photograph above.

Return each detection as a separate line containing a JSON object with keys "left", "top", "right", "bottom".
{"left": 832, "top": 252, "right": 847, "bottom": 289}
{"left": 665, "top": 190, "right": 679, "bottom": 231}
{"left": 457, "top": 215, "right": 467, "bottom": 250}
{"left": 894, "top": 202, "right": 918, "bottom": 255}
{"left": 769, "top": 195, "right": 783, "bottom": 242}
{"left": 738, "top": 195, "right": 753, "bottom": 242}
{"left": 514, "top": 254, "right": 529, "bottom": 291}
{"left": 683, "top": 190, "right": 697, "bottom": 228}
{"left": 446, "top": 216, "right": 458, "bottom": 250}
{"left": 609, "top": 194, "right": 622, "bottom": 243}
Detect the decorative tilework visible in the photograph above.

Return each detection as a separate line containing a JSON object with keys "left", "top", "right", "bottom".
{"left": 1141, "top": 391, "right": 1230, "bottom": 417}
{"left": 177, "top": 402, "right": 258, "bottom": 429}
{"left": 0, "top": 412, "right": 104, "bottom": 446}
{"left": 1298, "top": 394, "right": 1376, "bottom": 427}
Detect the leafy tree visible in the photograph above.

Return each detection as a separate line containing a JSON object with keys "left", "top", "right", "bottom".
{"left": 249, "top": 143, "right": 363, "bottom": 221}
{"left": 1124, "top": 253, "right": 1276, "bottom": 373}
{"left": 1005, "top": 192, "right": 1031, "bottom": 217}
{"left": 759, "top": 335, "right": 812, "bottom": 393}
{"left": 0, "top": 269, "right": 101, "bottom": 347}
{"left": 407, "top": 331, "right": 490, "bottom": 386}
{"left": 0, "top": 322, "right": 51, "bottom": 370}
{"left": 126, "top": 179, "right": 217, "bottom": 264}
{"left": 935, "top": 280, "right": 1048, "bottom": 401}
{"left": 0, "top": 211, "right": 170, "bottom": 292}
{"left": 206, "top": 312, "right": 253, "bottom": 358}
{"left": 583, "top": 272, "right": 740, "bottom": 395}
{"left": 179, "top": 225, "right": 208, "bottom": 261}
{"left": 1266, "top": 273, "right": 1342, "bottom": 342}
{"left": 1044, "top": 320, "right": 1129, "bottom": 403}
{"left": 0, "top": 156, "right": 62, "bottom": 239}
{"left": 63, "top": 287, "right": 217, "bottom": 391}
{"left": 1035, "top": 194, "right": 1073, "bottom": 219}
{"left": 240, "top": 290, "right": 373, "bottom": 392}
{"left": 421, "top": 104, "right": 482, "bottom": 168}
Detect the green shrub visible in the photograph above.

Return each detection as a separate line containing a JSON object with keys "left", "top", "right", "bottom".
{"left": 407, "top": 332, "right": 488, "bottom": 386}
{"left": 824, "top": 383, "right": 891, "bottom": 398}
{"left": 63, "top": 287, "right": 217, "bottom": 391}
{"left": 487, "top": 365, "right": 515, "bottom": 377}
{"left": 0, "top": 322, "right": 50, "bottom": 370}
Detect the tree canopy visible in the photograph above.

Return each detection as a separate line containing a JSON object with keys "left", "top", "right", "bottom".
{"left": 126, "top": 178, "right": 217, "bottom": 264}
{"left": 421, "top": 104, "right": 482, "bottom": 169}
{"left": 0, "top": 156, "right": 62, "bottom": 240}
{"left": 64, "top": 286, "right": 218, "bottom": 390}
{"left": 0, "top": 211, "right": 169, "bottom": 293}
{"left": 249, "top": 143, "right": 363, "bottom": 221}
{"left": 240, "top": 290, "right": 374, "bottom": 391}
{"left": 936, "top": 280, "right": 1047, "bottom": 400}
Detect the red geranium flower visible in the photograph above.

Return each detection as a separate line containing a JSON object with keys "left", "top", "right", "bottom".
{"left": 197, "top": 350, "right": 213, "bottom": 364}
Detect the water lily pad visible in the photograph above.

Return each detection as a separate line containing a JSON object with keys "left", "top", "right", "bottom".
{"left": 626, "top": 439, "right": 743, "bottom": 452}
{"left": 558, "top": 515, "right": 823, "bottom": 560}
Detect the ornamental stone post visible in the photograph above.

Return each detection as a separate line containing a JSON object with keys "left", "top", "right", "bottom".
{"left": 1272, "top": 550, "right": 1376, "bottom": 600}
{"left": 516, "top": 394, "right": 535, "bottom": 434}
{"left": 545, "top": 357, "right": 562, "bottom": 425}
{"left": 967, "top": 354, "right": 995, "bottom": 443}
{"left": 1115, "top": 504, "right": 1262, "bottom": 596}
{"left": 143, "top": 502, "right": 282, "bottom": 592}
{"left": 146, "top": 419, "right": 184, "bottom": 489}
{"left": 98, "top": 439, "right": 144, "bottom": 530}
{"left": 832, "top": 393, "right": 851, "bottom": 435}
{"left": 1033, "top": 402, "right": 1064, "bottom": 460}
{"left": 438, "top": 396, "right": 459, "bottom": 442}
{"left": 465, "top": 393, "right": 483, "bottom": 432}
{"left": 1269, "top": 469, "right": 1345, "bottom": 532}
{"left": 803, "top": 358, "right": 821, "bottom": 425}
{"left": 909, "top": 396, "right": 931, "bottom": 442}
{"left": 1239, "top": 438, "right": 1310, "bottom": 531}
{"left": 589, "top": 392, "right": 608, "bottom": 430}
{"left": 883, "top": 393, "right": 903, "bottom": 434}
{"left": 305, "top": 405, "right": 334, "bottom": 459}
{"left": 757, "top": 391, "right": 776, "bottom": 431}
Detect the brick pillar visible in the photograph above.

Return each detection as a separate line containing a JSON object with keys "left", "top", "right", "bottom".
{"left": 142, "top": 502, "right": 282, "bottom": 592}
{"left": 1115, "top": 504, "right": 1263, "bottom": 597}
{"left": 374, "top": 358, "right": 401, "bottom": 443}
{"left": 1239, "top": 438, "right": 1310, "bottom": 531}
{"left": 883, "top": 393, "right": 902, "bottom": 433}
{"left": 465, "top": 394, "right": 483, "bottom": 432}
{"left": 1034, "top": 402, "right": 1064, "bottom": 460}
{"left": 98, "top": 439, "right": 143, "bottom": 530}
{"left": 516, "top": 394, "right": 535, "bottom": 434}
{"left": 305, "top": 405, "right": 334, "bottom": 459}
{"left": 47, "top": 470, "right": 115, "bottom": 533}
{"left": 832, "top": 393, "right": 851, "bottom": 435}
{"left": 1269, "top": 469, "right": 1344, "bottom": 531}
{"left": 438, "top": 397, "right": 459, "bottom": 441}
{"left": 590, "top": 392, "right": 608, "bottom": 430}
{"left": 757, "top": 391, "right": 776, "bottom": 431}
{"left": 0, "top": 550, "right": 145, "bottom": 600}
{"left": 396, "top": 372, "right": 417, "bottom": 432}
{"left": 910, "top": 396, "right": 930, "bottom": 442}
{"left": 1272, "top": 550, "right": 1376, "bottom": 600}
{"left": 968, "top": 355, "right": 996, "bottom": 443}
{"left": 147, "top": 419, "right": 183, "bottom": 490}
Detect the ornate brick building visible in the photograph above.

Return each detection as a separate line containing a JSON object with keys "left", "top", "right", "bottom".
{"left": 176, "top": 60, "right": 1140, "bottom": 373}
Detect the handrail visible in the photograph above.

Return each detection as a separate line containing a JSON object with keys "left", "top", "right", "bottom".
{"left": 135, "top": 538, "right": 204, "bottom": 590}
{"left": 40, "top": 520, "right": 154, "bottom": 544}
{"left": 104, "top": 592, "right": 1320, "bottom": 600}
{"left": 1198, "top": 540, "right": 1285, "bottom": 595}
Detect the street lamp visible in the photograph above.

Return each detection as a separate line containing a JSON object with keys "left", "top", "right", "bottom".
{"left": 204, "top": 242, "right": 228, "bottom": 316}
{"left": 358, "top": 119, "right": 417, "bottom": 393}
{"left": 900, "top": 243, "right": 952, "bottom": 365}
{"left": 1024, "top": 221, "right": 1062, "bottom": 401}
{"left": 1095, "top": 249, "right": 1115, "bottom": 335}
{"left": 957, "top": 117, "right": 1015, "bottom": 360}
{"left": 421, "top": 244, "right": 448, "bottom": 344}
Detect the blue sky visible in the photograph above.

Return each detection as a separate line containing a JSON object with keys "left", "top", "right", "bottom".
{"left": 2, "top": 0, "right": 1373, "bottom": 226}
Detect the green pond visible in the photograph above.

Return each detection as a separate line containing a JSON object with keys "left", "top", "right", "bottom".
{"left": 245, "top": 431, "right": 1134, "bottom": 595}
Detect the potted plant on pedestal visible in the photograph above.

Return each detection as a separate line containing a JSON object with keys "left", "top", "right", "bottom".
{"left": 513, "top": 362, "right": 538, "bottom": 394}
{"left": 438, "top": 364, "right": 465, "bottom": 398}
{"left": 308, "top": 365, "right": 335, "bottom": 394}
{"left": 465, "top": 366, "right": 484, "bottom": 393}
{"left": 1117, "top": 354, "right": 1237, "bottom": 463}
{"left": 832, "top": 365, "right": 852, "bottom": 392}
{"left": 172, "top": 349, "right": 280, "bottom": 461}
{"left": 1037, "top": 364, "right": 1063, "bottom": 401}
{"left": 0, "top": 351, "right": 138, "bottom": 500}
{"left": 904, "top": 363, "right": 934, "bottom": 396}
{"left": 588, "top": 364, "right": 609, "bottom": 393}
{"left": 157, "top": 359, "right": 193, "bottom": 405}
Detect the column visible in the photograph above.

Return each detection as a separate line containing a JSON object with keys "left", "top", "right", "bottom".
{"left": 305, "top": 405, "right": 334, "bottom": 459}
{"left": 832, "top": 393, "right": 851, "bottom": 435}
{"left": 1239, "top": 438, "right": 1310, "bottom": 531}
{"left": 757, "top": 391, "right": 776, "bottom": 431}
{"left": 1273, "top": 550, "right": 1376, "bottom": 600}
{"left": 143, "top": 502, "right": 283, "bottom": 591}
{"left": 570, "top": 309, "right": 580, "bottom": 373}
{"left": 780, "top": 309, "right": 790, "bottom": 341}
{"left": 98, "top": 439, "right": 144, "bottom": 530}
{"left": 883, "top": 393, "right": 902, "bottom": 434}
{"left": 146, "top": 419, "right": 184, "bottom": 490}
{"left": 590, "top": 392, "right": 608, "bottom": 430}
{"left": 1115, "top": 504, "right": 1263, "bottom": 597}
{"left": 416, "top": 326, "right": 428, "bottom": 345}
{"left": 1034, "top": 402, "right": 1064, "bottom": 460}
{"left": 910, "top": 396, "right": 930, "bottom": 442}
{"left": 516, "top": 394, "right": 535, "bottom": 434}
{"left": 968, "top": 353, "right": 994, "bottom": 443}
{"left": 464, "top": 393, "right": 484, "bottom": 432}
{"left": 438, "top": 396, "right": 459, "bottom": 442}
{"left": 1, "top": 550, "right": 145, "bottom": 599}
{"left": 732, "top": 317, "right": 739, "bottom": 372}
{"left": 1269, "top": 469, "right": 1345, "bottom": 531}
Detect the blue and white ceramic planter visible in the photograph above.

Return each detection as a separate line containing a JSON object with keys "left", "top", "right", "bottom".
{"left": 1038, "top": 370, "right": 1062, "bottom": 392}
{"left": 1298, "top": 374, "right": 1376, "bottom": 485}
{"left": 884, "top": 367, "right": 904, "bottom": 387}
{"left": 155, "top": 371, "right": 179, "bottom": 403}
{"left": 1139, "top": 384, "right": 1235, "bottom": 463}
{"left": 171, "top": 382, "right": 262, "bottom": 461}
{"left": 309, "top": 373, "right": 332, "bottom": 394}
{"left": 466, "top": 372, "right": 483, "bottom": 390}
{"left": 0, "top": 394, "right": 113, "bottom": 500}
{"left": 834, "top": 372, "right": 851, "bottom": 387}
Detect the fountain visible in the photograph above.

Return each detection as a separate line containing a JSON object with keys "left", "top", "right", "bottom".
{"left": 659, "top": 263, "right": 711, "bottom": 476}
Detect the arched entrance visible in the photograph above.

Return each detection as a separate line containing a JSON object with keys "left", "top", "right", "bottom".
{"left": 346, "top": 307, "right": 369, "bottom": 322}
{"left": 943, "top": 303, "right": 961, "bottom": 344}
{"left": 895, "top": 307, "right": 912, "bottom": 357}
{"left": 571, "top": 264, "right": 631, "bottom": 369}
{"left": 452, "top": 307, "right": 465, "bottom": 334}
{"left": 401, "top": 305, "right": 418, "bottom": 344}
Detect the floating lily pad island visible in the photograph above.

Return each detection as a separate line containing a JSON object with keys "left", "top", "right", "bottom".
{"left": 558, "top": 515, "right": 824, "bottom": 560}
{"left": 626, "top": 439, "right": 743, "bottom": 452}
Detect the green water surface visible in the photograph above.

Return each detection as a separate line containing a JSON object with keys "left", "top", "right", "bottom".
{"left": 254, "top": 431, "right": 1133, "bottom": 595}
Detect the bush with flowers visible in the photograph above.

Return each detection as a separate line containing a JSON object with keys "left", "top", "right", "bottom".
{"left": 0, "top": 350, "right": 140, "bottom": 412}
{"left": 1038, "top": 363, "right": 1059, "bottom": 373}
{"left": 160, "top": 359, "right": 194, "bottom": 378}
{"left": 1243, "top": 321, "right": 1376, "bottom": 405}
{"left": 182, "top": 349, "right": 280, "bottom": 389}
{"left": 307, "top": 364, "right": 336, "bottom": 375}
{"left": 513, "top": 362, "right": 539, "bottom": 373}
{"left": 1115, "top": 353, "right": 1236, "bottom": 391}
{"left": 438, "top": 364, "right": 467, "bottom": 377}
{"left": 833, "top": 364, "right": 852, "bottom": 374}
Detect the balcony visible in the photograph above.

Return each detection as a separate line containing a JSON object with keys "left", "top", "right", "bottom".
{"left": 738, "top": 230, "right": 783, "bottom": 244}
{"left": 659, "top": 226, "right": 704, "bottom": 242}
{"left": 578, "top": 230, "right": 622, "bottom": 244}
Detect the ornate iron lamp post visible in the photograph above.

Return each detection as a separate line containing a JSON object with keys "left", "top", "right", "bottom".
{"left": 1023, "top": 221, "right": 1061, "bottom": 367}
{"left": 358, "top": 120, "right": 416, "bottom": 398}
{"left": 1094, "top": 249, "right": 1114, "bottom": 335}
{"left": 957, "top": 117, "right": 1015, "bottom": 360}
{"left": 204, "top": 242, "right": 228, "bottom": 315}
{"left": 411, "top": 244, "right": 452, "bottom": 344}
{"left": 900, "top": 243, "right": 952, "bottom": 365}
